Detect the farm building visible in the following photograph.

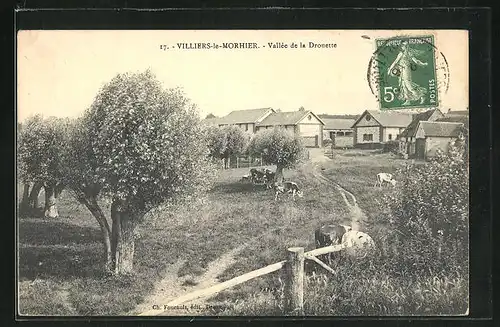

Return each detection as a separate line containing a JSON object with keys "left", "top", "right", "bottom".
{"left": 413, "top": 121, "right": 465, "bottom": 159}
{"left": 215, "top": 107, "right": 275, "bottom": 133}
{"left": 322, "top": 118, "right": 355, "bottom": 148}
{"left": 399, "top": 108, "right": 445, "bottom": 156}
{"left": 255, "top": 111, "right": 325, "bottom": 148}
{"left": 203, "top": 108, "right": 325, "bottom": 148}
{"left": 351, "top": 110, "right": 414, "bottom": 149}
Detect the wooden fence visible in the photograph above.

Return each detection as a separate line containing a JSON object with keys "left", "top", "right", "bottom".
{"left": 139, "top": 242, "right": 348, "bottom": 316}
{"left": 221, "top": 151, "right": 311, "bottom": 170}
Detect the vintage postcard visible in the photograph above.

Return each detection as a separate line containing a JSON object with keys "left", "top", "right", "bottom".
{"left": 17, "top": 29, "right": 469, "bottom": 316}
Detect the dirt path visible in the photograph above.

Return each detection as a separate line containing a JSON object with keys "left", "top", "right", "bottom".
{"left": 134, "top": 229, "right": 280, "bottom": 316}
{"left": 310, "top": 162, "right": 367, "bottom": 231}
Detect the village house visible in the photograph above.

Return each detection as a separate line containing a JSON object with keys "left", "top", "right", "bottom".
{"left": 321, "top": 118, "right": 355, "bottom": 148}
{"left": 203, "top": 108, "right": 325, "bottom": 148}
{"left": 215, "top": 107, "right": 275, "bottom": 133}
{"left": 398, "top": 108, "right": 445, "bottom": 156}
{"left": 255, "top": 111, "right": 325, "bottom": 148}
{"left": 412, "top": 121, "right": 465, "bottom": 159}
{"left": 351, "top": 110, "right": 414, "bottom": 148}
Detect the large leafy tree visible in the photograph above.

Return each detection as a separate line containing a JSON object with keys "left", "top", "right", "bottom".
{"left": 248, "top": 127, "right": 306, "bottom": 182}
{"left": 80, "top": 70, "right": 216, "bottom": 274}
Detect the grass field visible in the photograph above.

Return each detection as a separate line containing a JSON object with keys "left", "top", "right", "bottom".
{"left": 17, "top": 149, "right": 467, "bottom": 316}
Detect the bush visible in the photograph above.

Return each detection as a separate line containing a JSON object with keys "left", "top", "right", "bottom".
{"left": 323, "top": 139, "right": 333, "bottom": 147}
{"left": 383, "top": 140, "right": 399, "bottom": 153}
{"left": 378, "top": 135, "right": 468, "bottom": 277}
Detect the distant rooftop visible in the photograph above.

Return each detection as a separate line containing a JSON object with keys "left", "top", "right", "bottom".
{"left": 322, "top": 118, "right": 355, "bottom": 130}
{"left": 419, "top": 121, "right": 464, "bottom": 137}
{"left": 218, "top": 108, "right": 274, "bottom": 124}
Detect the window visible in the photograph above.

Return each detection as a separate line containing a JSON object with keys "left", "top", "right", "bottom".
{"left": 330, "top": 132, "right": 335, "bottom": 139}
{"left": 337, "top": 131, "right": 345, "bottom": 136}
{"left": 363, "top": 134, "right": 373, "bottom": 141}
{"left": 366, "top": 114, "right": 371, "bottom": 121}
{"left": 245, "top": 124, "right": 249, "bottom": 131}
{"left": 345, "top": 131, "right": 353, "bottom": 136}
{"left": 308, "top": 115, "right": 312, "bottom": 120}
{"left": 388, "top": 134, "right": 392, "bottom": 140}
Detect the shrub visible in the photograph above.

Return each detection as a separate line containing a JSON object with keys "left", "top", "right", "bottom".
{"left": 378, "top": 135, "right": 469, "bottom": 277}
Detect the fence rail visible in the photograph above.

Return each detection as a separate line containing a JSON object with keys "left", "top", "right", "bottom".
{"left": 139, "top": 242, "right": 347, "bottom": 316}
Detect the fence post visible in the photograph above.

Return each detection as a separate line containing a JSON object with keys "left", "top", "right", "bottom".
{"left": 284, "top": 247, "right": 304, "bottom": 316}
{"left": 237, "top": 157, "right": 239, "bottom": 169}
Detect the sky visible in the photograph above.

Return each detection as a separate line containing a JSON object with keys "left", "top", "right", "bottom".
{"left": 17, "top": 30, "right": 469, "bottom": 122}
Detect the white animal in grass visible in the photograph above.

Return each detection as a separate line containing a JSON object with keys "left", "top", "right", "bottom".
{"left": 273, "top": 181, "right": 303, "bottom": 201}
{"left": 374, "top": 172, "right": 397, "bottom": 187}
{"left": 341, "top": 230, "right": 376, "bottom": 258}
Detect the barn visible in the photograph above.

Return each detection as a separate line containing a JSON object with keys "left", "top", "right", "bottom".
{"left": 351, "top": 110, "right": 414, "bottom": 149}
{"left": 399, "top": 108, "right": 445, "bottom": 157}
{"left": 215, "top": 107, "right": 275, "bottom": 133}
{"left": 256, "top": 111, "right": 325, "bottom": 148}
{"left": 322, "top": 118, "right": 355, "bottom": 148}
{"left": 414, "top": 121, "right": 465, "bottom": 159}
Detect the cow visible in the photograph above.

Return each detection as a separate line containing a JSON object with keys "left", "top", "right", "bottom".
{"left": 249, "top": 168, "right": 266, "bottom": 184}
{"left": 273, "top": 181, "right": 303, "bottom": 201}
{"left": 314, "top": 224, "right": 352, "bottom": 265}
{"left": 374, "top": 172, "right": 396, "bottom": 187}
{"left": 264, "top": 171, "right": 276, "bottom": 189}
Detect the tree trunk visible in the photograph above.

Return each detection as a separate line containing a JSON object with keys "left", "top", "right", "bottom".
{"left": 28, "top": 181, "right": 43, "bottom": 209}
{"left": 80, "top": 195, "right": 112, "bottom": 270}
{"left": 19, "top": 182, "right": 30, "bottom": 215}
{"left": 44, "top": 185, "right": 59, "bottom": 218}
{"left": 275, "top": 165, "right": 284, "bottom": 184}
{"left": 111, "top": 200, "right": 137, "bottom": 275}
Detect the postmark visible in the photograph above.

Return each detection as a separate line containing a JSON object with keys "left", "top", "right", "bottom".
{"left": 367, "top": 35, "right": 450, "bottom": 110}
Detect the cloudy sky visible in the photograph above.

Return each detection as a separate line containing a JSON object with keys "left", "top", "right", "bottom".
{"left": 17, "top": 30, "right": 468, "bottom": 122}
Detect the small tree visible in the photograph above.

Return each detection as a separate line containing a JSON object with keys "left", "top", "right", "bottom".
{"left": 221, "top": 125, "right": 249, "bottom": 168}
{"left": 81, "top": 70, "right": 217, "bottom": 274}
{"left": 205, "top": 125, "right": 227, "bottom": 168}
{"left": 206, "top": 125, "right": 248, "bottom": 169}
{"left": 205, "top": 113, "right": 217, "bottom": 119}
{"left": 298, "top": 106, "right": 305, "bottom": 111}
{"left": 18, "top": 115, "right": 69, "bottom": 217}
{"left": 248, "top": 127, "right": 306, "bottom": 182}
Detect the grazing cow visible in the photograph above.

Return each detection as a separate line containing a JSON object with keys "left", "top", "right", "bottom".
{"left": 314, "top": 224, "right": 352, "bottom": 264}
{"left": 249, "top": 168, "right": 266, "bottom": 184}
{"left": 273, "top": 181, "right": 303, "bottom": 201}
{"left": 374, "top": 172, "right": 396, "bottom": 187}
{"left": 264, "top": 171, "right": 276, "bottom": 189}
{"left": 315, "top": 224, "right": 352, "bottom": 248}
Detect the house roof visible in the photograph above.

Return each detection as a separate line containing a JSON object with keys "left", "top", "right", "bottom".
{"left": 257, "top": 111, "right": 325, "bottom": 126}
{"left": 418, "top": 121, "right": 464, "bottom": 137}
{"left": 436, "top": 115, "right": 469, "bottom": 126}
{"left": 446, "top": 110, "right": 469, "bottom": 116}
{"left": 322, "top": 118, "right": 356, "bottom": 130}
{"left": 201, "top": 117, "right": 223, "bottom": 126}
{"left": 400, "top": 108, "right": 443, "bottom": 137}
{"left": 218, "top": 108, "right": 274, "bottom": 124}
{"left": 352, "top": 110, "right": 414, "bottom": 128}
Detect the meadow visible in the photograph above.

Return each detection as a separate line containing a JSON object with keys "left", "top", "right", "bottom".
{"left": 17, "top": 149, "right": 467, "bottom": 316}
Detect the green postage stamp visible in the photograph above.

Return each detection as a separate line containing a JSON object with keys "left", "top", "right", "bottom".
{"left": 374, "top": 35, "right": 438, "bottom": 110}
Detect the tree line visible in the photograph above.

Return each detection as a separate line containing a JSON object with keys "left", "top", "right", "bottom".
{"left": 17, "top": 69, "right": 306, "bottom": 276}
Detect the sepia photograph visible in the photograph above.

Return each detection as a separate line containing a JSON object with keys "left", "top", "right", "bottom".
{"left": 16, "top": 29, "right": 469, "bottom": 317}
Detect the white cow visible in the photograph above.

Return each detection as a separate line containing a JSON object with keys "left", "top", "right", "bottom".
{"left": 273, "top": 181, "right": 303, "bottom": 201}
{"left": 374, "top": 172, "right": 396, "bottom": 187}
